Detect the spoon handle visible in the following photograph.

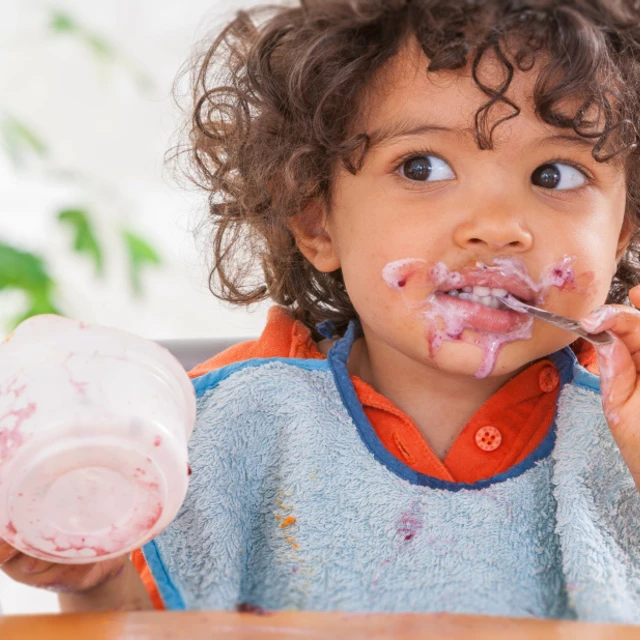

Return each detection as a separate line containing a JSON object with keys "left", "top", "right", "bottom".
{"left": 499, "top": 296, "right": 614, "bottom": 346}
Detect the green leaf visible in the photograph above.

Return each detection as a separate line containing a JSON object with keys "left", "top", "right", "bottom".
{"left": 49, "top": 11, "right": 76, "bottom": 34}
{"left": 58, "top": 209, "right": 104, "bottom": 276}
{"left": 85, "top": 34, "right": 114, "bottom": 60}
{"left": 121, "top": 230, "right": 162, "bottom": 295}
{"left": 0, "top": 115, "right": 47, "bottom": 166}
{"left": 0, "top": 242, "right": 53, "bottom": 293}
{"left": 49, "top": 10, "right": 113, "bottom": 60}
{"left": 47, "top": 10, "right": 155, "bottom": 93}
{"left": 0, "top": 242, "right": 60, "bottom": 330}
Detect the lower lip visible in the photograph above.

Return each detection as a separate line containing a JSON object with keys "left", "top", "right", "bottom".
{"left": 433, "top": 293, "right": 528, "bottom": 333}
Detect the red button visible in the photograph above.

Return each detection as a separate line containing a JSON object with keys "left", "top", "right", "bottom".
{"left": 539, "top": 365, "right": 559, "bottom": 393}
{"left": 475, "top": 426, "right": 502, "bottom": 452}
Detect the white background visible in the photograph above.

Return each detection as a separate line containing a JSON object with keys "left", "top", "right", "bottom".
{"left": 0, "top": 0, "right": 272, "bottom": 614}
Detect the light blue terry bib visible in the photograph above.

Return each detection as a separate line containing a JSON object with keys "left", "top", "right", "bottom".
{"left": 143, "top": 321, "right": 640, "bottom": 623}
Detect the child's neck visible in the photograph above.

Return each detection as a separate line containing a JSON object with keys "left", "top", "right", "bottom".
{"left": 344, "top": 332, "right": 519, "bottom": 462}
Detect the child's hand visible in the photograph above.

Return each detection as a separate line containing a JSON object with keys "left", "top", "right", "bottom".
{"left": 580, "top": 285, "right": 640, "bottom": 490}
{"left": 0, "top": 537, "right": 126, "bottom": 591}
{"left": 0, "top": 539, "right": 151, "bottom": 611}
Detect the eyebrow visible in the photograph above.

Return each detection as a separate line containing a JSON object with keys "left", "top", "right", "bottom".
{"left": 527, "top": 133, "right": 596, "bottom": 151}
{"left": 367, "top": 118, "right": 596, "bottom": 152}
{"left": 367, "top": 119, "right": 465, "bottom": 146}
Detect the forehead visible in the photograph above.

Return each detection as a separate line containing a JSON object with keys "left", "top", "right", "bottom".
{"left": 358, "top": 39, "right": 574, "bottom": 146}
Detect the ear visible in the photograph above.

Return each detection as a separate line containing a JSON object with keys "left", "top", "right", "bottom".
{"left": 288, "top": 201, "right": 341, "bottom": 273}
{"left": 615, "top": 217, "right": 633, "bottom": 262}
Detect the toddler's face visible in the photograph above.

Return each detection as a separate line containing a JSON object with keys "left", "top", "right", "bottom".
{"left": 317, "top": 42, "right": 628, "bottom": 378}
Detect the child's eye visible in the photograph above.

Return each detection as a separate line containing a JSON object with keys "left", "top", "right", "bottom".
{"left": 530, "top": 162, "right": 587, "bottom": 190}
{"left": 398, "top": 155, "right": 455, "bottom": 182}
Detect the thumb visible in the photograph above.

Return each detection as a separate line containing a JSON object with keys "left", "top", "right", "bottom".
{"left": 594, "top": 335, "right": 636, "bottom": 426}
{"left": 630, "top": 284, "right": 640, "bottom": 309}
{"left": 0, "top": 539, "right": 20, "bottom": 566}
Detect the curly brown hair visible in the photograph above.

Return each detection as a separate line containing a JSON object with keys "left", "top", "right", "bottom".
{"left": 176, "top": 0, "right": 640, "bottom": 337}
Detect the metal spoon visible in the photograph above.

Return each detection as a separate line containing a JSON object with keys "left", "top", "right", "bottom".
{"left": 499, "top": 294, "right": 614, "bottom": 346}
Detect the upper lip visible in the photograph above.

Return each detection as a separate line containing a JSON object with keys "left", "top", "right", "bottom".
{"left": 437, "top": 269, "right": 537, "bottom": 303}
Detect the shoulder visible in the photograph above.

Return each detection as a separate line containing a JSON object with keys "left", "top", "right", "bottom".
{"left": 187, "top": 358, "right": 339, "bottom": 493}
{"left": 186, "top": 308, "right": 338, "bottom": 468}
{"left": 188, "top": 306, "right": 324, "bottom": 379}
{"left": 194, "top": 357, "right": 334, "bottom": 421}
{"left": 189, "top": 305, "right": 333, "bottom": 420}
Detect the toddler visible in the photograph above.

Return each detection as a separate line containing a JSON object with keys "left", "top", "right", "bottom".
{"left": 2, "top": 0, "right": 640, "bottom": 623}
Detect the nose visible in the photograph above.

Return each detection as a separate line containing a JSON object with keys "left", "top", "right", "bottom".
{"left": 453, "top": 210, "right": 533, "bottom": 253}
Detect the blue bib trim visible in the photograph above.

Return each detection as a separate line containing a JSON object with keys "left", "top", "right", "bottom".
{"left": 570, "top": 360, "right": 601, "bottom": 393}
{"left": 142, "top": 539, "right": 186, "bottom": 610}
{"left": 326, "top": 321, "right": 580, "bottom": 491}
{"left": 192, "top": 356, "right": 330, "bottom": 399}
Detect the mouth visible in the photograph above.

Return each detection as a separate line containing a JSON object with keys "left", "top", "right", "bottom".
{"left": 431, "top": 277, "right": 534, "bottom": 334}
{"left": 435, "top": 270, "right": 537, "bottom": 310}
{"left": 438, "top": 285, "right": 525, "bottom": 311}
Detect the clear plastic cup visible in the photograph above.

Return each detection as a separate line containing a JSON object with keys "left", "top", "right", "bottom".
{"left": 0, "top": 315, "right": 196, "bottom": 564}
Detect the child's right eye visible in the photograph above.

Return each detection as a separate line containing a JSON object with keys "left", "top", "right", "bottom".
{"left": 398, "top": 155, "right": 455, "bottom": 182}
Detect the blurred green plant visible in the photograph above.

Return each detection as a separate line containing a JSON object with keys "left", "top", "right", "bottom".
{"left": 121, "top": 230, "right": 162, "bottom": 295}
{"left": 49, "top": 10, "right": 155, "bottom": 93}
{"left": 58, "top": 209, "right": 104, "bottom": 276}
{"left": 0, "top": 111, "right": 47, "bottom": 166}
{"left": 0, "top": 243, "right": 61, "bottom": 327}
{"left": 0, "top": 9, "right": 163, "bottom": 331}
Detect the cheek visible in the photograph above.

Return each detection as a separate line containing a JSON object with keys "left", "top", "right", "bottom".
{"left": 339, "top": 250, "right": 417, "bottom": 329}
{"left": 567, "top": 269, "right": 604, "bottom": 315}
{"left": 337, "top": 248, "right": 384, "bottom": 312}
{"left": 576, "top": 270, "right": 601, "bottom": 304}
{"left": 574, "top": 198, "right": 625, "bottom": 274}
{"left": 583, "top": 242, "right": 619, "bottom": 296}
{"left": 552, "top": 255, "right": 614, "bottom": 315}
{"left": 562, "top": 216, "right": 621, "bottom": 296}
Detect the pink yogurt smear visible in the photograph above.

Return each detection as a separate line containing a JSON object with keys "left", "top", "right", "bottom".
{"left": 421, "top": 292, "right": 533, "bottom": 378}
{"left": 0, "top": 398, "right": 36, "bottom": 463}
{"left": 538, "top": 256, "right": 577, "bottom": 300}
{"left": 9, "top": 499, "right": 163, "bottom": 561}
{"left": 397, "top": 502, "right": 423, "bottom": 543}
{"left": 588, "top": 333, "right": 621, "bottom": 426}
{"left": 5, "top": 471, "right": 165, "bottom": 561}
{"left": 382, "top": 255, "right": 578, "bottom": 378}
{"left": 0, "top": 375, "right": 36, "bottom": 471}
{"left": 580, "top": 305, "right": 616, "bottom": 333}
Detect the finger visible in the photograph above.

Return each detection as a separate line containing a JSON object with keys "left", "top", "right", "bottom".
{"left": 2, "top": 556, "right": 125, "bottom": 593}
{"left": 580, "top": 305, "right": 640, "bottom": 368}
{"left": 592, "top": 333, "right": 640, "bottom": 479}
{"left": 630, "top": 285, "right": 640, "bottom": 309}
{"left": 2, "top": 551, "right": 55, "bottom": 576}
{"left": 36, "top": 559, "right": 125, "bottom": 593}
{"left": 0, "top": 540, "right": 20, "bottom": 566}
{"left": 1, "top": 559, "right": 83, "bottom": 592}
{"left": 593, "top": 334, "right": 638, "bottom": 424}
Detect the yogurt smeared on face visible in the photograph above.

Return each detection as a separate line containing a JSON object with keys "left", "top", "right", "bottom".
{"left": 382, "top": 256, "right": 578, "bottom": 378}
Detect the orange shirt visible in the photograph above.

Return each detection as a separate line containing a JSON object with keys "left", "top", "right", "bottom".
{"left": 133, "top": 305, "right": 598, "bottom": 609}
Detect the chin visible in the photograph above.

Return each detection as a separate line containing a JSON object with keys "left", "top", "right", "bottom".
{"left": 428, "top": 337, "right": 539, "bottom": 379}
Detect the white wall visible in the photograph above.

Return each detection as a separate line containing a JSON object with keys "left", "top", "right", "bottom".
{"left": 0, "top": 0, "right": 276, "bottom": 615}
